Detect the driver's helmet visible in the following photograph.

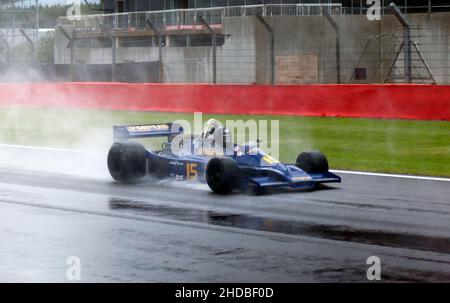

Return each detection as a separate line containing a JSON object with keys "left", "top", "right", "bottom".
{"left": 202, "top": 119, "right": 221, "bottom": 141}
{"left": 201, "top": 119, "right": 233, "bottom": 154}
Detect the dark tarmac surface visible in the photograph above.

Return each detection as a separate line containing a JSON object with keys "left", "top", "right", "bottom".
{"left": 0, "top": 145, "right": 449, "bottom": 282}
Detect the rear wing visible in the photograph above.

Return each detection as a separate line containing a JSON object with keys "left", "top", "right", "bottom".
{"left": 113, "top": 123, "right": 183, "bottom": 140}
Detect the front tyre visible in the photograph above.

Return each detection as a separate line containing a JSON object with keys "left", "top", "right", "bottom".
{"left": 296, "top": 151, "right": 329, "bottom": 173}
{"left": 107, "top": 141, "right": 146, "bottom": 182}
{"left": 206, "top": 157, "right": 239, "bottom": 194}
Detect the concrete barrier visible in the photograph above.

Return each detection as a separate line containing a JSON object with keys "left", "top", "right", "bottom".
{"left": 0, "top": 83, "right": 449, "bottom": 120}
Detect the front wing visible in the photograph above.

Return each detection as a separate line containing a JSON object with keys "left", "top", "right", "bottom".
{"left": 248, "top": 171, "right": 341, "bottom": 189}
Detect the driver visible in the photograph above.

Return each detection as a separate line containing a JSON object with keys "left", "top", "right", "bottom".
{"left": 202, "top": 119, "right": 220, "bottom": 142}
{"left": 194, "top": 119, "right": 233, "bottom": 156}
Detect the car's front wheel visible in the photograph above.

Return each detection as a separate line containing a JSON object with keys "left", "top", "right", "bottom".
{"left": 295, "top": 151, "right": 329, "bottom": 173}
{"left": 107, "top": 141, "right": 146, "bottom": 182}
{"left": 206, "top": 157, "right": 239, "bottom": 194}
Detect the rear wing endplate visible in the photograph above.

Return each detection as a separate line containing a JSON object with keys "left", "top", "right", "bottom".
{"left": 113, "top": 123, "right": 183, "bottom": 140}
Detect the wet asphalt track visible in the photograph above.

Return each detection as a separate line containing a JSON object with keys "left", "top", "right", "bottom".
{"left": 0, "top": 145, "right": 449, "bottom": 282}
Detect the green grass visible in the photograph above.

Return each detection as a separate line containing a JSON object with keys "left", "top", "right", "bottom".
{"left": 0, "top": 107, "right": 449, "bottom": 177}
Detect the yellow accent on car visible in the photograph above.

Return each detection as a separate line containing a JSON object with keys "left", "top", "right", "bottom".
{"left": 292, "top": 176, "right": 312, "bottom": 181}
{"left": 186, "top": 163, "right": 198, "bottom": 180}
{"left": 262, "top": 155, "right": 279, "bottom": 164}
{"left": 126, "top": 124, "right": 169, "bottom": 132}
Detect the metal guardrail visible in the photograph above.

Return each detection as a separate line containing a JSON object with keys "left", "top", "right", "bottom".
{"left": 341, "top": 4, "right": 450, "bottom": 15}
{"left": 59, "top": 3, "right": 343, "bottom": 33}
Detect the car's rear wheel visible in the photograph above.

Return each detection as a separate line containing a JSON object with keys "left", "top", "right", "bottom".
{"left": 107, "top": 141, "right": 146, "bottom": 182}
{"left": 206, "top": 157, "right": 239, "bottom": 194}
{"left": 296, "top": 151, "right": 329, "bottom": 173}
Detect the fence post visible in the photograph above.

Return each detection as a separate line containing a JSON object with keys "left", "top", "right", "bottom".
{"left": 145, "top": 18, "right": 164, "bottom": 83}
{"left": 57, "top": 25, "right": 75, "bottom": 80}
{"left": 97, "top": 18, "right": 116, "bottom": 82}
{"left": 322, "top": 8, "right": 341, "bottom": 84}
{"left": 0, "top": 35, "right": 10, "bottom": 64}
{"left": 198, "top": 16, "right": 217, "bottom": 84}
{"left": 19, "top": 28, "right": 36, "bottom": 63}
{"left": 389, "top": 3, "right": 412, "bottom": 83}
{"left": 256, "top": 14, "right": 275, "bottom": 84}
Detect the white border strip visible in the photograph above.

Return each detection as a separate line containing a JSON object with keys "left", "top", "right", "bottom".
{"left": 0, "top": 143, "right": 448, "bottom": 182}
{"left": 0, "top": 143, "right": 105, "bottom": 155}
{"left": 331, "top": 169, "right": 450, "bottom": 182}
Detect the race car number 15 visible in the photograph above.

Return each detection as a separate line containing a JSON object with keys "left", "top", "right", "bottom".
{"left": 186, "top": 163, "right": 198, "bottom": 180}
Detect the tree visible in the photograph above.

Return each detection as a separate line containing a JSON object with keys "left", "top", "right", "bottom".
{"left": 37, "top": 32, "right": 55, "bottom": 63}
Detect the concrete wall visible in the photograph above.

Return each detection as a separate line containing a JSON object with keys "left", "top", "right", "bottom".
{"left": 258, "top": 15, "right": 381, "bottom": 84}
{"left": 405, "top": 13, "right": 450, "bottom": 84}
{"left": 54, "top": 12, "right": 450, "bottom": 84}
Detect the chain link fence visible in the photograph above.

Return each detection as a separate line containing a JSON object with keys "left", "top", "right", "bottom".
{"left": 2, "top": 2, "right": 450, "bottom": 84}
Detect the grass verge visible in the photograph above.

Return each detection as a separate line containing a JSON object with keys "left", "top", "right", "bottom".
{"left": 0, "top": 107, "right": 449, "bottom": 177}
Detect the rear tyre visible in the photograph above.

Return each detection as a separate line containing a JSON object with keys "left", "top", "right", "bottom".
{"left": 206, "top": 157, "right": 239, "bottom": 194}
{"left": 107, "top": 141, "right": 146, "bottom": 182}
{"left": 296, "top": 151, "right": 329, "bottom": 173}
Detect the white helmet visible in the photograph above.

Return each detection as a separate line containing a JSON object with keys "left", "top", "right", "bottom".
{"left": 202, "top": 119, "right": 221, "bottom": 140}
{"left": 201, "top": 119, "right": 233, "bottom": 155}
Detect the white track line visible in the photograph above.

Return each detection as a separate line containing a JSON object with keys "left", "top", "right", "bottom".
{"left": 0, "top": 143, "right": 105, "bottom": 155}
{"left": 330, "top": 170, "right": 450, "bottom": 182}
{"left": 0, "top": 143, "right": 448, "bottom": 182}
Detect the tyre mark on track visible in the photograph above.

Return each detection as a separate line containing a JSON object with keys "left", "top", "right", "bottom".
{"left": 302, "top": 198, "right": 450, "bottom": 216}
{"left": 4, "top": 196, "right": 448, "bottom": 255}
{"left": 100, "top": 198, "right": 450, "bottom": 255}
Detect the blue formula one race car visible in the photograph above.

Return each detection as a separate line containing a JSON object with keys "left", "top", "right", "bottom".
{"left": 107, "top": 119, "right": 341, "bottom": 194}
